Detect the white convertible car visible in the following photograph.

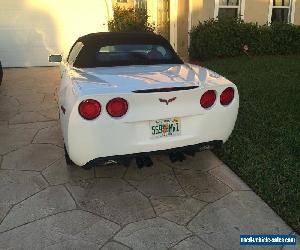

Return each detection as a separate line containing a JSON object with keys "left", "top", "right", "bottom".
{"left": 50, "top": 32, "right": 239, "bottom": 168}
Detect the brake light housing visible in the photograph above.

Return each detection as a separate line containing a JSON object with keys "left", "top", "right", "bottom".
{"left": 220, "top": 87, "right": 234, "bottom": 106}
{"left": 106, "top": 97, "right": 128, "bottom": 118}
{"left": 200, "top": 90, "right": 216, "bottom": 109}
{"left": 78, "top": 99, "right": 101, "bottom": 120}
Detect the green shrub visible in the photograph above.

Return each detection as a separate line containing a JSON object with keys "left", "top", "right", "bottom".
{"left": 108, "top": 6, "right": 154, "bottom": 32}
{"left": 189, "top": 18, "right": 300, "bottom": 60}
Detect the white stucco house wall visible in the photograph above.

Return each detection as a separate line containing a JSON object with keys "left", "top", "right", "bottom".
{"left": 0, "top": 0, "right": 113, "bottom": 67}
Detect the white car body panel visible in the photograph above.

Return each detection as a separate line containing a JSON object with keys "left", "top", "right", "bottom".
{"left": 59, "top": 63, "right": 239, "bottom": 166}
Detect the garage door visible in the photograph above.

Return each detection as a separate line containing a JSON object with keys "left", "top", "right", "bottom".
{"left": 0, "top": 0, "right": 112, "bottom": 67}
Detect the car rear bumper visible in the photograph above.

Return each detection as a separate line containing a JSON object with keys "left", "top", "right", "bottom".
{"left": 84, "top": 140, "right": 223, "bottom": 166}
{"left": 65, "top": 103, "right": 238, "bottom": 166}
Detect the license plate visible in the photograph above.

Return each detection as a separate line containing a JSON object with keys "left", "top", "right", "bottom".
{"left": 150, "top": 118, "right": 181, "bottom": 138}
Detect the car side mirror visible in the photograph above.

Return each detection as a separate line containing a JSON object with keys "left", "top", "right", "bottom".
{"left": 49, "top": 54, "right": 62, "bottom": 63}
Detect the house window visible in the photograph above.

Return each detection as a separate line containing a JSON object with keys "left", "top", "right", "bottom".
{"left": 269, "top": 0, "right": 295, "bottom": 23}
{"left": 134, "top": 0, "right": 147, "bottom": 10}
{"left": 214, "top": 0, "right": 245, "bottom": 19}
{"left": 117, "top": 0, "right": 128, "bottom": 3}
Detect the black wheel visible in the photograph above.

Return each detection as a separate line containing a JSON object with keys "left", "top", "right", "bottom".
{"left": 64, "top": 145, "right": 76, "bottom": 166}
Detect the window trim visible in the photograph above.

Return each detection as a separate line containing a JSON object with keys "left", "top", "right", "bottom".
{"left": 67, "top": 42, "right": 84, "bottom": 66}
{"left": 268, "top": 0, "right": 296, "bottom": 24}
{"left": 214, "top": 0, "right": 245, "bottom": 19}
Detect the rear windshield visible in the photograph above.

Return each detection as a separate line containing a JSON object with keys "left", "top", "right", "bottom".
{"left": 72, "top": 43, "right": 182, "bottom": 68}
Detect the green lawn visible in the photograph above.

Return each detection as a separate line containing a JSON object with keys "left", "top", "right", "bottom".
{"left": 202, "top": 55, "right": 300, "bottom": 233}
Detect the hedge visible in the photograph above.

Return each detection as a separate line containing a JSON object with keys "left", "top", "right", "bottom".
{"left": 108, "top": 6, "right": 154, "bottom": 32}
{"left": 189, "top": 18, "right": 300, "bottom": 60}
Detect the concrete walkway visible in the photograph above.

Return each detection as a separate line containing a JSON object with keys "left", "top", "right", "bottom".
{"left": 0, "top": 67, "right": 298, "bottom": 250}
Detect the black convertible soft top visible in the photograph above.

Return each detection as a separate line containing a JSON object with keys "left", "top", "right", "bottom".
{"left": 77, "top": 32, "right": 174, "bottom": 47}
{"left": 70, "top": 32, "right": 183, "bottom": 68}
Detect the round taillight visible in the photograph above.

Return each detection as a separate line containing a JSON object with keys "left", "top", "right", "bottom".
{"left": 200, "top": 90, "right": 216, "bottom": 109}
{"left": 220, "top": 87, "right": 234, "bottom": 106}
{"left": 78, "top": 99, "right": 101, "bottom": 120}
{"left": 106, "top": 98, "right": 128, "bottom": 118}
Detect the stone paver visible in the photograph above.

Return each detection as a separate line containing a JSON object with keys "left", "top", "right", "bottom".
{"left": 128, "top": 170, "right": 185, "bottom": 198}
{"left": 43, "top": 107, "right": 59, "bottom": 120}
{"left": 1, "top": 144, "right": 64, "bottom": 171}
{"left": 187, "top": 191, "right": 292, "bottom": 250}
{"left": 102, "top": 241, "right": 132, "bottom": 250}
{"left": 170, "top": 236, "right": 214, "bottom": 250}
{"left": 19, "top": 101, "right": 58, "bottom": 112}
{"left": 8, "top": 120, "right": 58, "bottom": 130}
{"left": 43, "top": 158, "right": 95, "bottom": 185}
{"left": 0, "top": 126, "right": 37, "bottom": 155}
{"left": 0, "top": 204, "right": 11, "bottom": 224}
{"left": 0, "top": 121, "right": 8, "bottom": 128}
{"left": 17, "top": 93, "right": 45, "bottom": 105}
{"left": 115, "top": 218, "right": 192, "bottom": 250}
{"left": 124, "top": 159, "right": 171, "bottom": 181}
{"left": 0, "top": 85, "right": 38, "bottom": 97}
{"left": 33, "top": 125, "right": 64, "bottom": 147}
{"left": 209, "top": 164, "right": 251, "bottom": 191}
{"left": 175, "top": 169, "right": 232, "bottom": 202}
{"left": 44, "top": 240, "right": 99, "bottom": 250}
{"left": 43, "top": 93, "right": 57, "bottom": 103}
{"left": 0, "top": 170, "right": 47, "bottom": 206}
{"left": 0, "top": 110, "right": 19, "bottom": 122}
{"left": 0, "top": 210, "right": 120, "bottom": 249}
{"left": 0, "top": 95, "right": 19, "bottom": 113}
{"left": 0, "top": 67, "right": 298, "bottom": 249}
{"left": 151, "top": 197, "right": 207, "bottom": 225}
{"left": 67, "top": 178, "right": 155, "bottom": 225}
{"left": 95, "top": 164, "right": 127, "bottom": 178}
{"left": 159, "top": 150, "right": 222, "bottom": 172}
{"left": 0, "top": 186, "right": 76, "bottom": 232}
{"left": 9, "top": 111, "right": 53, "bottom": 124}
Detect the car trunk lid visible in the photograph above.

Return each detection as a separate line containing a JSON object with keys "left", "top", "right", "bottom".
{"left": 72, "top": 64, "right": 214, "bottom": 122}
{"left": 72, "top": 64, "right": 203, "bottom": 95}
